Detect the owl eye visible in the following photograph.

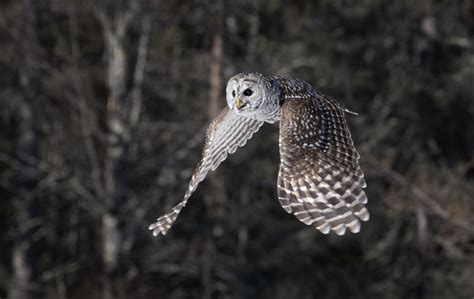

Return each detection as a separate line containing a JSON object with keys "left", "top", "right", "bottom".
{"left": 243, "top": 89, "right": 253, "bottom": 96}
{"left": 232, "top": 90, "right": 236, "bottom": 97}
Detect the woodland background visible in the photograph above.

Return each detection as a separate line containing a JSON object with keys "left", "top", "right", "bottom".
{"left": 1, "top": 0, "right": 474, "bottom": 298}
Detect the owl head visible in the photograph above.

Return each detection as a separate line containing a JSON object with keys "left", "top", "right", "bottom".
{"left": 225, "top": 73, "right": 279, "bottom": 119}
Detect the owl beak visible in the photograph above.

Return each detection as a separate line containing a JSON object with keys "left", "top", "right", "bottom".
{"left": 235, "top": 97, "right": 241, "bottom": 110}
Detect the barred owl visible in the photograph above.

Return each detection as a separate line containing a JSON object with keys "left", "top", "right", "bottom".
{"left": 149, "top": 73, "right": 369, "bottom": 236}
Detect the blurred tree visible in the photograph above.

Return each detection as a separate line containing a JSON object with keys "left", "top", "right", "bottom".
{"left": 10, "top": 1, "right": 43, "bottom": 298}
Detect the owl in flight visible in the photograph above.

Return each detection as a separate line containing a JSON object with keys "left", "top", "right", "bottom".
{"left": 149, "top": 73, "right": 369, "bottom": 236}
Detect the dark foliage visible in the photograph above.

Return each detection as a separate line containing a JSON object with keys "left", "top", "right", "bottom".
{"left": 0, "top": 1, "right": 473, "bottom": 298}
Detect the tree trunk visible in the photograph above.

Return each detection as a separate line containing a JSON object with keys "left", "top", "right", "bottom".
{"left": 208, "top": 34, "right": 223, "bottom": 119}
{"left": 202, "top": 5, "right": 226, "bottom": 297}
{"left": 96, "top": 6, "right": 149, "bottom": 297}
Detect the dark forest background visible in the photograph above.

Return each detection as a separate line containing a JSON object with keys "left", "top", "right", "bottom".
{"left": 1, "top": 0, "right": 474, "bottom": 298}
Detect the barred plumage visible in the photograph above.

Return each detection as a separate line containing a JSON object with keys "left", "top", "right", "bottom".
{"left": 149, "top": 108, "right": 263, "bottom": 236}
{"left": 278, "top": 97, "right": 368, "bottom": 235}
{"left": 149, "top": 73, "right": 369, "bottom": 236}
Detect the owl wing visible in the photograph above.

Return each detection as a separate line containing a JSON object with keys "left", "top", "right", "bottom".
{"left": 149, "top": 107, "right": 264, "bottom": 236}
{"left": 277, "top": 95, "right": 369, "bottom": 235}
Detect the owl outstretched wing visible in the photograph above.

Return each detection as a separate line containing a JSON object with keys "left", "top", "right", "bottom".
{"left": 149, "top": 107, "right": 264, "bottom": 236}
{"left": 277, "top": 95, "right": 369, "bottom": 235}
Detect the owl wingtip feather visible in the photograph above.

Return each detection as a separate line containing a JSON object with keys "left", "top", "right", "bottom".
{"left": 149, "top": 221, "right": 169, "bottom": 237}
